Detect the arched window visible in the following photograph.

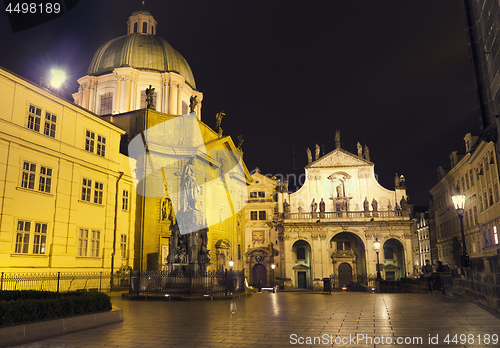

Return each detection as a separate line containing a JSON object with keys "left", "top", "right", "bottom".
{"left": 133, "top": 22, "right": 137, "bottom": 33}
{"left": 142, "top": 22, "right": 147, "bottom": 33}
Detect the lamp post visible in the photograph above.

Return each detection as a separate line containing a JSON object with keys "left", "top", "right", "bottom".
{"left": 271, "top": 263, "right": 275, "bottom": 286}
{"left": 229, "top": 258, "right": 234, "bottom": 270}
{"left": 451, "top": 186, "right": 470, "bottom": 268}
{"left": 374, "top": 238, "right": 381, "bottom": 279}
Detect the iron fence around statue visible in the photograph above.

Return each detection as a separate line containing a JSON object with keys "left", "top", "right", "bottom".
{"left": 0, "top": 272, "right": 130, "bottom": 292}
{"left": 330, "top": 274, "right": 377, "bottom": 289}
{"left": 129, "top": 270, "right": 245, "bottom": 296}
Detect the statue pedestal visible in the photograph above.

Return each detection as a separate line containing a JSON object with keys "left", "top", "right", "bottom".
{"left": 176, "top": 209, "right": 206, "bottom": 234}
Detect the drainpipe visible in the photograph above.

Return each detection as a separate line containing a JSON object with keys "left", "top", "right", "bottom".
{"left": 111, "top": 172, "right": 124, "bottom": 289}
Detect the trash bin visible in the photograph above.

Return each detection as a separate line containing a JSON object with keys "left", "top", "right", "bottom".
{"left": 323, "top": 278, "right": 332, "bottom": 293}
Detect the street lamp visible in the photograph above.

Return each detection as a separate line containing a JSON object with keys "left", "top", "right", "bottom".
{"left": 374, "top": 238, "right": 381, "bottom": 279}
{"left": 229, "top": 258, "right": 234, "bottom": 270}
{"left": 271, "top": 263, "right": 275, "bottom": 287}
{"left": 451, "top": 186, "right": 470, "bottom": 268}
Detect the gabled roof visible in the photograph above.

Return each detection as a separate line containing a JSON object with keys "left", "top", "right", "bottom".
{"left": 307, "top": 148, "right": 373, "bottom": 169}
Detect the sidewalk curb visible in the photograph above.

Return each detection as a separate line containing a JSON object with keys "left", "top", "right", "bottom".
{"left": 0, "top": 306, "right": 123, "bottom": 347}
{"left": 122, "top": 292, "right": 253, "bottom": 301}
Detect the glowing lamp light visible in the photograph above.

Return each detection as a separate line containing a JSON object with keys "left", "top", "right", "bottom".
{"left": 229, "top": 259, "right": 234, "bottom": 268}
{"left": 373, "top": 238, "right": 380, "bottom": 252}
{"left": 271, "top": 264, "right": 275, "bottom": 270}
{"left": 50, "top": 69, "right": 66, "bottom": 89}
{"left": 451, "top": 186, "right": 466, "bottom": 214}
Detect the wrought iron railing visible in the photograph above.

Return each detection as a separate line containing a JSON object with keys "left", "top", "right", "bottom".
{"left": 329, "top": 274, "right": 377, "bottom": 289}
{"left": 129, "top": 270, "right": 245, "bottom": 296}
{"left": 0, "top": 272, "right": 130, "bottom": 292}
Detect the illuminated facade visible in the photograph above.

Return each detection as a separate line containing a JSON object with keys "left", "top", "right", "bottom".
{"left": 73, "top": 10, "right": 202, "bottom": 119}
{"left": 275, "top": 141, "right": 413, "bottom": 289}
{"left": 75, "top": 9, "right": 251, "bottom": 272}
{"left": 0, "top": 66, "right": 135, "bottom": 273}
{"left": 244, "top": 171, "right": 279, "bottom": 287}
{"left": 429, "top": 133, "right": 499, "bottom": 269}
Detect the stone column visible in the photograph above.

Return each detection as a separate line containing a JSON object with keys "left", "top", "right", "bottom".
{"left": 177, "top": 85, "right": 183, "bottom": 115}
{"left": 124, "top": 78, "right": 131, "bottom": 111}
{"left": 169, "top": 82, "right": 177, "bottom": 115}
{"left": 196, "top": 100, "right": 202, "bottom": 119}
{"left": 115, "top": 78, "right": 122, "bottom": 113}
{"left": 162, "top": 77, "right": 168, "bottom": 113}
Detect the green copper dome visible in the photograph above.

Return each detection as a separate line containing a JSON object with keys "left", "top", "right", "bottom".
{"left": 87, "top": 33, "right": 196, "bottom": 88}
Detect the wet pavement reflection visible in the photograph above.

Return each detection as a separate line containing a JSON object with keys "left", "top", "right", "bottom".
{"left": 12, "top": 291, "right": 500, "bottom": 347}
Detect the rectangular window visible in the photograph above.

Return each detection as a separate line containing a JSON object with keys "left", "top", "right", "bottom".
{"left": 461, "top": 177, "right": 465, "bottom": 193}
{"left": 78, "top": 228, "right": 89, "bottom": 257}
{"left": 15, "top": 220, "right": 31, "bottom": 254}
{"left": 38, "top": 166, "right": 52, "bottom": 193}
{"left": 32, "top": 222, "right": 47, "bottom": 254}
{"left": 250, "top": 211, "right": 258, "bottom": 220}
{"left": 495, "top": 183, "right": 499, "bottom": 203}
{"left": 384, "top": 246, "right": 394, "bottom": 260}
{"left": 494, "top": 226, "right": 499, "bottom": 245}
{"left": 94, "top": 181, "right": 103, "bottom": 204}
{"left": 21, "top": 161, "right": 36, "bottom": 189}
{"left": 465, "top": 210, "right": 469, "bottom": 229}
{"left": 99, "top": 92, "right": 113, "bottom": 115}
{"left": 466, "top": 173, "right": 470, "bottom": 190}
{"left": 90, "top": 229, "right": 100, "bottom": 257}
{"left": 43, "top": 112, "right": 57, "bottom": 138}
{"left": 122, "top": 190, "right": 129, "bottom": 210}
{"left": 489, "top": 187, "right": 494, "bottom": 205}
{"left": 27, "top": 105, "right": 41, "bottom": 132}
{"left": 120, "top": 234, "right": 127, "bottom": 259}
{"left": 484, "top": 191, "right": 489, "bottom": 209}
{"left": 97, "top": 135, "right": 106, "bottom": 157}
{"left": 258, "top": 191, "right": 265, "bottom": 198}
{"left": 479, "top": 194, "right": 484, "bottom": 212}
{"left": 81, "top": 178, "right": 92, "bottom": 202}
{"left": 85, "top": 130, "right": 95, "bottom": 153}
{"left": 296, "top": 247, "right": 305, "bottom": 260}
{"left": 250, "top": 192, "right": 257, "bottom": 198}
{"left": 470, "top": 169, "right": 474, "bottom": 186}
{"left": 473, "top": 206, "right": 478, "bottom": 225}
{"left": 238, "top": 244, "right": 241, "bottom": 260}
{"left": 259, "top": 210, "right": 267, "bottom": 220}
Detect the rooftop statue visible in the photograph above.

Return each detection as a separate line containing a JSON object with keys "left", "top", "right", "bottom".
{"left": 189, "top": 95, "right": 198, "bottom": 113}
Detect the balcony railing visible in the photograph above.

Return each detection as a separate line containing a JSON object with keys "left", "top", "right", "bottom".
{"left": 285, "top": 210, "right": 409, "bottom": 220}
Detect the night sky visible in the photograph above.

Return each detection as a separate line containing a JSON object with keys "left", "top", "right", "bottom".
{"left": 0, "top": 1, "right": 479, "bottom": 207}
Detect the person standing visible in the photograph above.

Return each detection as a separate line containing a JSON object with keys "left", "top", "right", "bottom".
{"left": 423, "top": 259, "right": 434, "bottom": 293}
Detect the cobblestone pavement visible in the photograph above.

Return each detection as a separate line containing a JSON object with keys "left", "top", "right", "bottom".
{"left": 12, "top": 292, "right": 500, "bottom": 348}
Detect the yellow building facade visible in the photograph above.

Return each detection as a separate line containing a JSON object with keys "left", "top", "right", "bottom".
{"left": 0, "top": 67, "right": 136, "bottom": 273}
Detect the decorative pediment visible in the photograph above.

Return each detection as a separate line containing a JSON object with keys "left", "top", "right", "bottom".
{"left": 331, "top": 250, "right": 356, "bottom": 259}
{"left": 308, "top": 148, "right": 372, "bottom": 168}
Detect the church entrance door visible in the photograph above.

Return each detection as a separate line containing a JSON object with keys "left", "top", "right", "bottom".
{"left": 297, "top": 272, "right": 307, "bottom": 288}
{"left": 252, "top": 264, "right": 267, "bottom": 287}
{"left": 338, "top": 263, "right": 352, "bottom": 287}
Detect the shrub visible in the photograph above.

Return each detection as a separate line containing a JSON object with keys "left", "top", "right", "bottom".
{"left": 0, "top": 291, "right": 112, "bottom": 326}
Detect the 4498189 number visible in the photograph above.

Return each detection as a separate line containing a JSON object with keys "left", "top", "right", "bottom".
{"left": 5, "top": 3, "right": 61, "bottom": 14}
{"left": 444, "top": 334, "right": 498, "bottom": 345}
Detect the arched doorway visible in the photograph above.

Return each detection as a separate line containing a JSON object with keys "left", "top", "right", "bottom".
{"left": 330, "top": 232, "right": 367, "bottom": 287}
{"left": 252, "top": 264, "right": 267, "bottom": 287}
{"left": 338, "top": 262, "right": 352, "bottom": 286}
{"left": 292, "top": 240, "right": 312, "bottom": 289}
{"left": 383, "top": 238, "right": 405, "bottom": 280}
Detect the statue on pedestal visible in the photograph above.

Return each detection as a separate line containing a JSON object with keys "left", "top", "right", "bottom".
{"left": 363, "top": 197, "right": 369, "bottom": 212}
{"left": 189, "top": 95, "right": 198, "bottom": 113}
{"left": 364, "top": 145, "right": 370, "bottom": 161}
{"left": 315, "top": 144, "right": 320, "bottom": 161}
{"left": 400, "top": 196, "right": 407, "bottom": 210}
{"left": 307, "top": 148, "right": 312, "bottom": 164}
{"left": 180, "top": 158, "right": 199, "bottom": 212}
{"left": 319, "top": 198, "right": 326, "bottom": 218}
{"left": 357, "top": 142, "right": 362, "bottom": 157}
{"left": 335, "top": 130, "right": 341, "bottom": 149}
{"left": 311, "top": 199, "right": 318, "bottom": 214}
{"left": 371, "top": 198, "right": 378, "bottom": 211}
{"left": 145, "top": 85, "right": 155, "bottom": 109}
{"left": 215, "top": 111, "right": 225, "bottom": 136}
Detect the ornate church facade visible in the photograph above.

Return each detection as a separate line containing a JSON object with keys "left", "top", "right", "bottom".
{"left": 275, "top": 138, "right": 413, "bottom": 290}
